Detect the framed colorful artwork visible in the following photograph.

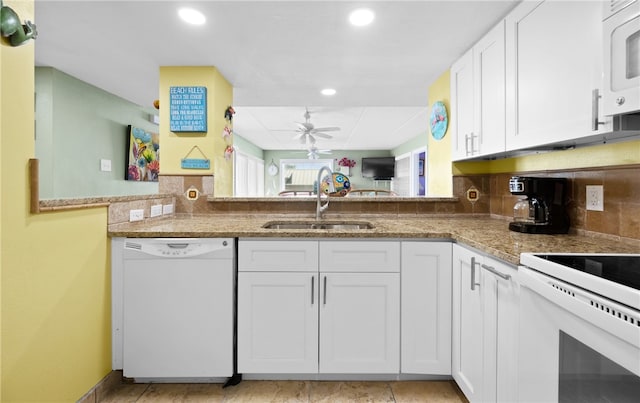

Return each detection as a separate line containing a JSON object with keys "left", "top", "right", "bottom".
{"left": 126, "top": 125, "right": 159, "bottom": 181}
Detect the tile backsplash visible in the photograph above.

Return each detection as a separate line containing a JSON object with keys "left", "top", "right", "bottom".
{"left": 153, "top": 165, "right": 639, "bottom": 242}
{"left": 484, "top": 164, "right": 639, "bottom": 241}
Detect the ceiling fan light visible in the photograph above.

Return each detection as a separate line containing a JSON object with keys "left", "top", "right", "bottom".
{"left": 178, "top": 8, "right": 206, "bottom": 25}
{"left": 321, "top": 88, "right": 337, "bottom": 96}
{"left": 349, "top": 8, "right": 375, "bottom": 27}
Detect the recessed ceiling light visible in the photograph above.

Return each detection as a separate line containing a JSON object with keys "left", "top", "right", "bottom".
{"left": 178, "top": 8, "right": 206, "bottom": 25}
{"left": 321, "top": 88, "right": 337, "bottom": 96}
{"left": 349, "top": 8, "right": 375, "bottom": 27}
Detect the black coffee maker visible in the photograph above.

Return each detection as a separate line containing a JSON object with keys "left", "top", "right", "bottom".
{"left": 508, "top": 176, "right": 570, "bottom": 234}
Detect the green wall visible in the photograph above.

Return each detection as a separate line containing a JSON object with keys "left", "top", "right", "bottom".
{"left": 392, "top": 131, "right": 428, "bottom": 157}
{"left": 35, "top": 67, "right": 159, "bottom": 199}
{"left": 234, "top": 134, "right": 265, "bottom": 160}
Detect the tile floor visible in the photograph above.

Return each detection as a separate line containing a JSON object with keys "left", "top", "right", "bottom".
{"left": 101, "top": 380, "right": 468, "bottom": 402}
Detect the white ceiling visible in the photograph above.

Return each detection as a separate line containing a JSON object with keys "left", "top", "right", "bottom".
{"left": 34, "top": 0, "right": 519, "bottom": 151}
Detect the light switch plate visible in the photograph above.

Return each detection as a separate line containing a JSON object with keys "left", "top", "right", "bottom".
{"left": 129, "top": 209, "right": 144, "bottom": 222}
{"left": 100, "top": 159, "right": 112, "bottom": 172}
{"left": 150, "top": 204, "right": 162, "bottom": 217}
{"left": 586, "top": 185, "right": 604, "bottom": 211}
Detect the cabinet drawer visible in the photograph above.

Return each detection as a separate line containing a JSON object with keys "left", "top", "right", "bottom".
{"left": 319, "top": 241, "right": 400, "bottom": 272}
{"left": 239, "top": 239, "right": 318, "bottom": 272}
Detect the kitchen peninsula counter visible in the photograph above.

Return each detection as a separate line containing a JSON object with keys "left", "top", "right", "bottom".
{"left": 107, "top": 215, "right": 639, "bottom": 265}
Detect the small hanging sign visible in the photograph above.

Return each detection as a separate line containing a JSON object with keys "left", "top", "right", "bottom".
{"left": 181, "top": 145, "right": 210, "bottom": 169}
{"left": 170, "top": 86, "right": 207, "bottom": 132}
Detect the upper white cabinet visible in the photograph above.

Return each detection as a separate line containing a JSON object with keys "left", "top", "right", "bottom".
{"left": 451, "top": 49, "right": 475, "bottom": 161}
{"left": 505, "top": 0, "right": 611, "bottom": 151}
{"left": 451, "top": 22, "right": 506, "bottom": 161}
{"left": 474, "top": 21, "right": 506, "bottom": 157}
{"left": 401, "top": 241, "right": 452, "bottom": 375}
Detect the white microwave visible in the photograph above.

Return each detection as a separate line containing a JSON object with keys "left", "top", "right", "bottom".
{"left": 603, "top": 0, "right": 640, "bottom": 116}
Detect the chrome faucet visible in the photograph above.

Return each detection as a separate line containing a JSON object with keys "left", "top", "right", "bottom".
{"left": 316, "top": 166, "right": 333, "bottom": 220}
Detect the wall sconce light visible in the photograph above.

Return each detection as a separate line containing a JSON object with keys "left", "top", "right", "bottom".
{"left": 0, "top": 0, "right": 37, "bottom": 46}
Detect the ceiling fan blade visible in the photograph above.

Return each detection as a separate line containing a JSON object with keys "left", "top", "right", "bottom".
{"left": 312, "top": 127, "right": 340, "bottom": 132}
{"left": 296, "top": 122, "right": 313, "bottom": 131}
{"left": 312, "top": 132, "right": 333, "bottom": 139}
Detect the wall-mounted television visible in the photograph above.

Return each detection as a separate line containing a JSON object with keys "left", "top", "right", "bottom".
{"left": 361, "top": 157, "right": 395, "bottom": 180}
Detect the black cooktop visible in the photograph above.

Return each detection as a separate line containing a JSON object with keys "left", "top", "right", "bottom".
{"left": 535, "top": 255, "right": 640, "bottom": 291}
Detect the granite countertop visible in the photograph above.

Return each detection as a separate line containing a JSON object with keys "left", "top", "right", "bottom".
{"left": 107, "top": 215, "right": 639, "bottom": 265}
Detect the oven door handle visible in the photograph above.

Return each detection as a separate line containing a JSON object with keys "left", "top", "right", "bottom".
{"left": 481, "top": 263, "right": 511, "bottom": 281}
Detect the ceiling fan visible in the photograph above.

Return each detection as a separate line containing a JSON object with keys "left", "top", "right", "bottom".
{"left": 306, "top": 145, "right": 332, "bottom": 160}
{"left": 294, "top": 144, "right": 332, "bottom": 159}
{"left": 282, "top": 108, "right": 341, "bottom": 145}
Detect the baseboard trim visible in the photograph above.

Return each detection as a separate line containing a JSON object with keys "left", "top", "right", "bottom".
{"left": 77, "top": 370, "right": 123, "bottom": 403}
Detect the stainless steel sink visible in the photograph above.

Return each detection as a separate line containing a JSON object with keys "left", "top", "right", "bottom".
{"left": 262, "top": 221, "right": 374, "bottom": 230}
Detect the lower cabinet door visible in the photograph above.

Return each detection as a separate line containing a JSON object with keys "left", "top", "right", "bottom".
{"left": 452, "top": 244, "right": 485, "bottom": 401}
{"left": 401, "top": 241, "right": 452, "bottom": 375}
{"left": 238, "top": 272, "right": 319, "bottom": 373}
{"left": 319, "top": 273, "right": 400, "bottom": 373}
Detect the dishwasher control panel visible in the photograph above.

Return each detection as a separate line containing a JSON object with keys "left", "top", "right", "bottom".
{"left": 123, "top": 238, "right": 232, "bottom": 258}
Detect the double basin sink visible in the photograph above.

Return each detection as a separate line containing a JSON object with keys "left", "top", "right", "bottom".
{"left": 263, "top": 221, "right": 374, "bottom": 230}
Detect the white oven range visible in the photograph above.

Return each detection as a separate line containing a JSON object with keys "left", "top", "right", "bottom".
{"left": 517, "top": 253, "right": 640, "bottom": 402}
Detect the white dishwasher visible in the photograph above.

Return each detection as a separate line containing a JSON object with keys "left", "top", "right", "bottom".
{"left": 112, "top": 238, "right": 234, "bottom": 381}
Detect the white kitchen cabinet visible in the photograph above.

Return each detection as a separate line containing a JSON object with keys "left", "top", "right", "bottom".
{"left": 452, "top": 244, "right": 485, "bottom": 401}
{"left": 319, "top": 272, "right": 400, "bottom": 373}
{"left": 505, "top": 0, "right": 611, "bottom": 151}
{"left": 401, "top": 241, "right": 452, "bottom": 375}
{"left": 319, "top": 240, "right": 400, "bottom": 373}
{"left": 238, "top": 239, "right": 400, "bottom": 375}
{"left": 238, "top": 239, "right": 319, "bottom": 373}
{"left": 452, "top": 244, "right": 519, "bottom": 403}
{"left": 237, "top": 271, "right": 319, "bottom": 373}
{"left": 473, "top": 21, "right": 506, "bottom": 157}
{"left": 238, "top": 239, "right": 319, "bottom": 272}
{"left": 451, "top": 48, "right": 475, "bottom": 161}
{"left": 481, "top": 255, "right": 519, "bottom": 403}
{"left": 451, "top": 21, "right": 506, "bottom": 161}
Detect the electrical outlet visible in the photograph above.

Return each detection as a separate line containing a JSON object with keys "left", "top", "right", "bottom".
{"left": 150, "top": 204, "right": 162, "bottom": 217}
{"left": 586, "top": 185, "right": 604, "bottom": 211}
{"left": 162, "top": 204, "right": 174, "bottom": 215}
{"left": 129, "top": 209, "right": 144, "bottom": 222}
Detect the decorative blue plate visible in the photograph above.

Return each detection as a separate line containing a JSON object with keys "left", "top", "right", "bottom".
{"left": 430, "top": 101, "right": 448, "bottom": 140}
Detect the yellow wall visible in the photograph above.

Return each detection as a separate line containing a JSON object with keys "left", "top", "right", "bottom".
{"left": 427, "top": 70, "right": 452, "bottom": 196}
{"left": 453, "top": 139, "right": 640, "bottom": 175}
{"left": 1, "top": 1, "right": 112, "bottom": 401}
{"left": 158, "top": 66, "right": 234, "bottom": 196}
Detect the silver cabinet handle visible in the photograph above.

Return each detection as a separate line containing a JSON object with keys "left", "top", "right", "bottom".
{"left": 469, "top": 132, "right": 477, "bottom": 155}
{"left": 470, "top": 257, "right": 481, "bottom": 291}
{"left": 311, "top": 276, "right": 315, "bottom": 305}
{"left": 465, "top": 134, "right": 471, "bottom": 156}
{"left": 481, "top": 264, "right": 511, "bottom": 281}
{"left": 323, "top": 276, "right": 327, "bottom": 305}
{"left": 592, "top": 89, "right": 605, "bottom": 131}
